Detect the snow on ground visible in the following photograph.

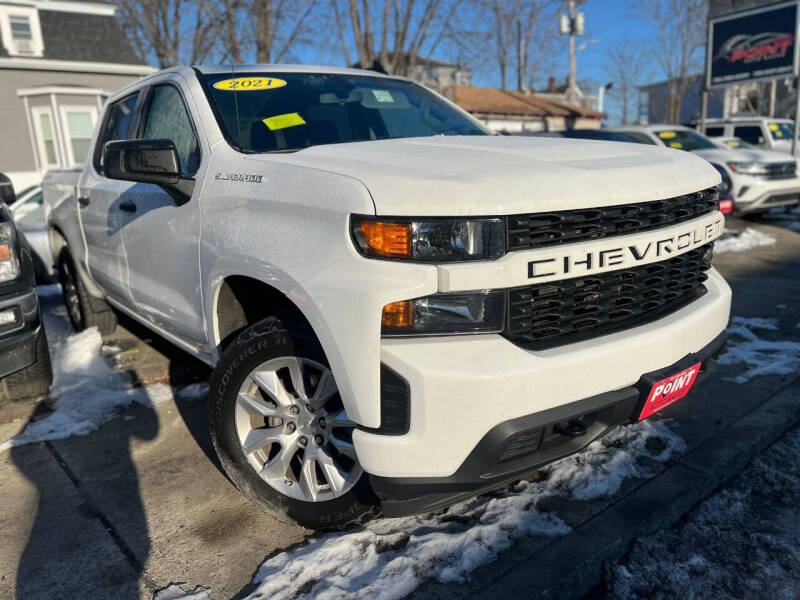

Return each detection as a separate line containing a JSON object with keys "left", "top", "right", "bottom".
{"left": 715, "top": 227, "right": 776, "bottom": 254}
{"left": 719, "top": 317, "right": 800, "bottom": 384}
{"left": 0, "top": 325, "right": 173, "bottom": 451}
{"left": 605, "top": 423, "right": 800, "bottom": 600}
{"left": 0, "top": 289, "right": 206, "bottom": 452}
{"left": 167, "top": 420, "right": 684, "bottom": 600}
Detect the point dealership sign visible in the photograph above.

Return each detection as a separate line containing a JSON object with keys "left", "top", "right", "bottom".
{"left": 707, "top": 1, "right": 799, "bottom": 88}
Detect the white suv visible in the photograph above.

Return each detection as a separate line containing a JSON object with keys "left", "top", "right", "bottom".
{"left": 614, "top": 124, "right": 800, "bottom": 215}
{"left": 698, "top": 117, "right": 795, "bottom": 154}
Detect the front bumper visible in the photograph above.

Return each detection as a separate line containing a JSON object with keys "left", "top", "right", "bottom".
{"left": 0, "top": 289, "right": 42, "bottom": 379}
{"left": 733, "top": 174, "right": 800, "bottom": 213}
{"left": 371, "top": 331, "right": 726, "bottom": 517}
{"left": 353, "top": 267, "right": 731, "bottom": 481}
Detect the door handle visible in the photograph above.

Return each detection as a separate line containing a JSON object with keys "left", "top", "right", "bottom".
{"left": 119, "top": 201, "right": 137, "bottom": 213}
{"left": 78, "top": 196, "right": 90, "bottom": 206}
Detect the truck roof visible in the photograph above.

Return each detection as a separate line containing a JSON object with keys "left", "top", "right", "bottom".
{"left": 194, "top": 63, "right": 404, "bottom": 80}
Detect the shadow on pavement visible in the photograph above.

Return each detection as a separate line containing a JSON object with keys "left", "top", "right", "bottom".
{"left": 111, "top": 311, "right": 217, "bottom": 470}
{"left": 10, "top": 396, "right": 158, "bottom": 599}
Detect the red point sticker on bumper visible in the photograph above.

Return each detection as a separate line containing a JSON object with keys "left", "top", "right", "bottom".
{"left": 639, "top": 362, "right": 702, "bottom": 420}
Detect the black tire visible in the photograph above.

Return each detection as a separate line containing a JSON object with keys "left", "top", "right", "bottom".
{"left": 56, "top": 247, "right": 117, "bottom": 335}
{"left": 0, "top": 327, "right": 52, "bottom": 401}
{"left": 208, "top": 317, "right": 379, "bottom": 530}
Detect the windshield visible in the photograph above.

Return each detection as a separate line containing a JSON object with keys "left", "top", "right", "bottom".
{"left": 768, "top": 122, "right": 794, "bottom": 140}
{"left": 655, "top": 129, "right": 717, "bottom": 151}
{"left": 199, "top": 72, "right": 488, "bottom": 153}
{"left": 722, "top": 137, "right": 756, "bottom": 149}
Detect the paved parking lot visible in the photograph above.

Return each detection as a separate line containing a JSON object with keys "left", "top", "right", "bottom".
{"left": 0, "top": 211, "right": 799, "bottom": 600}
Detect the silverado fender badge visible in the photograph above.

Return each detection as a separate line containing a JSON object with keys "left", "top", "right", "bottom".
{"left": 214, "top": 172, "right": 264, "bottom": 183}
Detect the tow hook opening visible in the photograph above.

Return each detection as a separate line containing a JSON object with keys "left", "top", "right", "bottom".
{"left": 553, "top": 419, "right": 588, "bottom": 437}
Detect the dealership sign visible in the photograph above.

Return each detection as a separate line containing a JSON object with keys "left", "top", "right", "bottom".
{"left": 707, "top": 1, "right": 799, "bottom": 88}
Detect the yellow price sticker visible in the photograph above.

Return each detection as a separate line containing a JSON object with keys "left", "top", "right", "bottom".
{"left": 669, "top": 141, "right": 683, "bottom": 149}
{"left": 768, "top": 123, "right": 779, "bottom": 131}
{"left": 263, "top": 112, "right": 306, "bottom": 131}
{"left": 213, "top": 77, "right": 287, "bottom": 91}
{"left": 658, "top": 131, "right": 677, "bottom": 139}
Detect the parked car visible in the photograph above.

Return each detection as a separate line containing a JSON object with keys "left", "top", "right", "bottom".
{"left": 710, "top": 136, "right": 759, "bottom": 151}
{"left": 612, "top": 124, "right": 800, "bottom": 215}
{"left": 9, "top": 186, "right": 56, "bottom": 284}
{"left": 0, "top": 181, "right": 52, "bottom": 401}
{"left": 695, "top": 117, "right": 796, "bottom": 154}
{"left": 519, "top": 129, "right": 641, "bottom": 142}
{"left": 45, "top": 65, "right": 730, "bottom": 530}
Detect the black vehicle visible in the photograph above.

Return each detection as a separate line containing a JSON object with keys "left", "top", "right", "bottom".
{"left": 519, "top": 129, "right": 640, "bottom": 142}
{"left": 0, "top": 174, "right": 52, "bottom": 401}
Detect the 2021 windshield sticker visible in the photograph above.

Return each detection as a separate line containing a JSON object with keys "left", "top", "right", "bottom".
{"left": 213, "top": 77, "right": 286, "bottom": 91}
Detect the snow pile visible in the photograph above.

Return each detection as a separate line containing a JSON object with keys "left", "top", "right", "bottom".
{"left": 715, "top": 228, "right": 776, "bottom": 254}
{"left": 541, "top": 418, "right": 685, "bottom": 501}
{"left": 154, "top": 584, "right": 210, "bottom": 600}
{"left": 0, "top": 327, "right": 172, "bottom": 451}
{"left": 719, "top": 316, "right": 800, "bottom": 383}
{"left": 215, "top": 420, "right": 684, "bottom": 600}
{"left": 606, "top": 424, "right": 800, "bottom": 599}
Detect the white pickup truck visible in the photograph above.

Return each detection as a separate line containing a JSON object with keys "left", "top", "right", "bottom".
{"left": 44, "top": 65, "right": 731, "bottom": 530}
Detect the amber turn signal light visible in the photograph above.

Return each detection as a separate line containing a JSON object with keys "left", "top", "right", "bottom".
{"left": 382, "top": 300, "right": 413, "bottom": 328}
{"left": 358, "top": 221, "right": 411, "bottom": 258}
{"left": 0, "top": 245, "right": 10, "bottom": 262}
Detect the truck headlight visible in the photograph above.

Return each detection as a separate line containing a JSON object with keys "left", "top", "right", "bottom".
{"left": 0, "top": 223, "right": 19, "bottom": 283}
{"left": 381, "top": 291, "right": 505, "bottom": 335}
{"left": 351, "top": 216, "right": 505, "bottom": 262}
{"left": 727, "top": 161, "right": 769, "bottom": 176}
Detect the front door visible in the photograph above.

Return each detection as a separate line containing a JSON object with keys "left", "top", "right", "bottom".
{"left": 79, "top": 92, "right": 139, "bottom": 305}
{"left": 120, "top": 82, "right": 206, "bottom": 349}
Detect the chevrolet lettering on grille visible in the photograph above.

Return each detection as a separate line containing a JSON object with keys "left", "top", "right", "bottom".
{"left": 527, "top": 214, "right": 724, "bottom": 280}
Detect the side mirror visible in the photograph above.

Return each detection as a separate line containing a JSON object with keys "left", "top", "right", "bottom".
{"left": 104, "top": 139, "right": 181, "bottom": 185}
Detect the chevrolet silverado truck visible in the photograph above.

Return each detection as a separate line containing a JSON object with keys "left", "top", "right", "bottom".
{"left": 44, "top": 65, "right": 731, "bottom": 530}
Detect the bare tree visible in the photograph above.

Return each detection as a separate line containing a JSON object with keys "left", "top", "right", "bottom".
{"left": 216, "top": 0, "right": 318, "bottom": 63}
{"left": 467, "top": 0, "right": 557, "bottom": 91}
{"left": 604, "top": 40, "right": 651, "bottom": 124}
{"left": 330, "top": 0, "right": 461, "bottom": 76}
{"left": 118, "top": 0, "right": 220, "bottom": 68}
{"left": 637, "top": 0, "right": 707, "bottom": 123}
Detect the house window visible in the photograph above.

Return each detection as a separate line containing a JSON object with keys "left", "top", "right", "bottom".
{"left": 61, "top": 107, "right": 98, "bottom": 165}
{"left": 9, "top": 15, "right": 33, "bottom": 53}
{"left": 31, "top": 107, "right": 59, "bottom": 169}
{"left": 0, "top": 6, "right": 44, "bottom": 57}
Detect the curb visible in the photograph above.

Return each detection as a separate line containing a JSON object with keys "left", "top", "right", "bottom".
{"left": 412, "top": 376, "right": 800, "bottom": 600}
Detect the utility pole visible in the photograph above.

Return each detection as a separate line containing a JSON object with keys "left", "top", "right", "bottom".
{"left": 560, "top": 0, "right": 586, "bottom": 104}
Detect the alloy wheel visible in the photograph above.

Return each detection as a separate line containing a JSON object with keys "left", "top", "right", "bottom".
{"left": 234, "top": 357, "right": 362, "bottom": 502}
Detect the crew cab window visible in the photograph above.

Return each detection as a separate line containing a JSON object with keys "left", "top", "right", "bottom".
{"left": 733, "top": 125, "right": 764, "bottom": 147}
{"left": 199, "top": 72, "right": 487, "bottom": 153}
{"left": 142, "top": 85, "right": 201, "bottom": 174}
{"left": 94, "top": 93, "right": 139, "bottom": 172}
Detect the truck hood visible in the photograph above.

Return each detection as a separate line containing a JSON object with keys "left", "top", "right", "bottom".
{"left": 691, "top": 147, "right": 796, "bottom": 164}
{"left": 262, "top": 136, "right": 721, "bottom": 216}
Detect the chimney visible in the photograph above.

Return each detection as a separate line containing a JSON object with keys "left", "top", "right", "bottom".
{"left": 547, "top": 76, "right": 557, "bottom": 93}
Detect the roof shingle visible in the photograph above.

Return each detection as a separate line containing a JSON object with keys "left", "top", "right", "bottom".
{"left": 448, "top": 85, "right": 604, "bottom": 119}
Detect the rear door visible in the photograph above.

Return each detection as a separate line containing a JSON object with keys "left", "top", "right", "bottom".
{"left": 79, "top": 92, "right": 140, "bottom": 305}
{"left": 118, "top": 80, "right": 206, "bottom": 348}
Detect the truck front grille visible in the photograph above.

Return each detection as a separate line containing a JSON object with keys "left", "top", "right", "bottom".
{"left": 763, "top": 162, "right": 796, "bottom": 180}
{"left": 506, "top": 188, "right": 718, "bottom": 251}
{"left": 504, "top": 244, "right": 714, "bottom": 350}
